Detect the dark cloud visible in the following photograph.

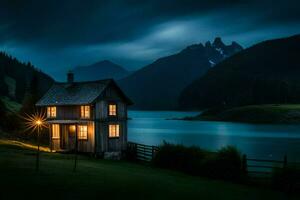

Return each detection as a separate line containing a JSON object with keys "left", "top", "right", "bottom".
{"left": 0, "top": 0, "right": 239, "bottom": 46}
{"left": 0, "top": 0, "right": 299, "bottom": 80}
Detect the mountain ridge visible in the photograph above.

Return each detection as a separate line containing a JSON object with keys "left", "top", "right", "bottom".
{"left": 179, "top": 34, "right": 300, "bottom": 109}
{"left": 118, "top": 37, "right": 243, "bottom": 110}
{"left": 73, "top": 60, "right": 130, "bottom": 81}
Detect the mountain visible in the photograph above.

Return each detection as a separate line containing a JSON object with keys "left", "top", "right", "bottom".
{"left": 179, "top": 34, "right": 300, "bottom": 110}
{"left": 73, "top": 60, "right": 130, "bottom": 81}
{"left": 0, "top": 52, "right": 54, "bottom": 106}
{"left": 118, "top": 38, "right": 243, "bottom": 110}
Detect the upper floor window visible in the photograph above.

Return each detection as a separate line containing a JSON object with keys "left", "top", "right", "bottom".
{"left": 109, "top": 104, "right": 117, "bottom": 116}
{"left": 80, "top": 105, "right": 90, "bottom": 119}
{"left": 52, "top": 124, "right": 60, "bottom": 139}
{"left": 47, "top": 106, "right": 56, "bottom": 118}
{"left": 78, "top": 125, "right": 88, "bottom": 140}
{"left": 109, "top": 124, "right": 120, "bottom": 138}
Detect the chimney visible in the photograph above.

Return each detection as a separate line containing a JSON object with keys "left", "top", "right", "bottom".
{"left": 67, "top": 71, "right": 74, "bottom": 84}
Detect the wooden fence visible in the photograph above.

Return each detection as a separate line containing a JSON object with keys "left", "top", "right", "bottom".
{"left": 244, "top": 155, "right": 287, "bottom": 176}
{"left": 242, "top": 154, "right": 300, "bottom": 178}
{"left": 127, "top": 142, "right": 300, "bottom": 171}
{"left": 127, "top": 142, "right": 159, "bottom": 162}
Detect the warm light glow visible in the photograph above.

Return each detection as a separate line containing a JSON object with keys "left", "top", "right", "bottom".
{"left": 78, "top": 125, "right": 88, "bottom": 140}
{"left": 0, "top": 140, "right": 51, "bottom": 152}
{"left": 109, "top": 124, "right": 120, "bottom": 138}
{"left": 69, "top": 125, "right": 76, "bottom": 133}
{"left": 80, "top": 105, "right": 90, "bottom": 118}
{"left": 109, "top": 104, "right": 117, "bottom": 116}
{"left": 47, "top": 106, "right": 56, "bottom": 118}
{"left": 52, "top": 124, "right": 60, "bottom": 139}
{"left": 23, "top": 111, "right": 47, "bottom": 133}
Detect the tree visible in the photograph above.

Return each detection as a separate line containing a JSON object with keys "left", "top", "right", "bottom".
{"left": 0, "top": 98, "right": 7, "bottom": 128}
{"left": 20, "top": 73, "right": 39, "bottom": 115}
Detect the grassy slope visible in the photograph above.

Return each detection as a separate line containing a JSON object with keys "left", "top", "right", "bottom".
{"left": 184, "top": 104, "right": 300, "bottom": 124}
{"left": 0, "top": 140, "right": 296, "bottom": 200}
{"left": 4, "top": 76, "right": 16, "bottom": 97}
{"left": 0, "top": 97, "right": 21, "bottom": 112}
{"left": 2, "top": 76, "right": 21, "bottom": 112}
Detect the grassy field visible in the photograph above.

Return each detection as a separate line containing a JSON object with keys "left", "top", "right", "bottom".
{"left": 183, "top": 104, "right": 300, "bottom": 124}
{"left": 0, "top": 139, "right": 297, "bottom": 200}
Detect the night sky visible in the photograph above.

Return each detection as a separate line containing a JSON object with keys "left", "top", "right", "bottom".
{"left": 1, "top": 0, "right": 300, "bottom": 80}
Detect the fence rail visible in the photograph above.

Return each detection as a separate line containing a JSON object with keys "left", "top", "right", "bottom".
{"left": 242, "top": 154, "right": 300, "bottom": 178}
{"left": 127, "top": 142, "right": 159, "bottom": 162}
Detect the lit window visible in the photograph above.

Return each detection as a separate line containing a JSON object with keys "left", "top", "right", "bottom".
{"left": 109, "top": 124, "right": 120, "bottom": 138}
{"left": 52, "top": 124, "right": 60, "bottom": 139}
{"left": 80, "top": 105, "right": 90, "bottom": 118}
{"left": 109, "top": 104, "right": 117, "bottom": 116}
{"left": 78, "top": 125, "right": 88, "bottom": 140}
{"left": 47, "top": 107, "right": 56, "bottom": 118}
{"left": 69, "top": 125, "right": 76, "bottom": 134}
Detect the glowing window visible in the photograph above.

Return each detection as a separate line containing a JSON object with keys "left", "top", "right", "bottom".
{"left": 52, "top": 124, "right": 60, "bottom": 139}
{"left": 109, "top": 124, "right": 120, "bottom": 138}
{"left": 47, "top": 107, "right": 56, "bottom": 118}
{"left": 69, "top": 125, "right": 76, "bottom": 134}
{"left": 78, "top": 125, "right": 88, "bottom": 140}
{"left": 109, "top": 104, "right": 117, "bottom": 116}
{"left": 80, "top": 106, "right": 90, "bottom": 118}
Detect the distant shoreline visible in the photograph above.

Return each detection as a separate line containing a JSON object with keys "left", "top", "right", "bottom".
{"left": 169, "top": 104, "right": 300, "bottom": 124}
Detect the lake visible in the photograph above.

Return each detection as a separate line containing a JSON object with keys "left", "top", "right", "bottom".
{"left": 128, "top": 111, "right": 300, "bottom": 161}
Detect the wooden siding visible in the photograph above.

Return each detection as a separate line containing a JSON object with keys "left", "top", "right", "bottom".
{"left": 95, "top": 101, "right": 127, "bottom": 120}
{"left": 95, "top": 101, "right": 106, "bottom": 119}
{"left": 57, "top": 106, "right": 79, "bottom": 119}
{"left": 107, "top": 121, "right": 127, "bottom": 152}
{"left": 94, "top": 84, "right": 128, "bottom": 121}
{"left": 50, "top": 124, "right": 61, "bottom": 151}
{"left": 48, "top": 105, "right": 95, "bottom": 120}
{"left": 78, "top": 122, "right": 95, "bottom": 152}
{"left": 95, "top": 121, "right": 127, "bottom": 153}
{"left": 52, "top": 140, "right": 60, "bottom": 150}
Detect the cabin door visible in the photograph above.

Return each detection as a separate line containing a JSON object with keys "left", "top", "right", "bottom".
{"left": 61, "top": 125, "right": 68, "bottom": 149}
{"left": 68, "top": 125, "right": 76, "bottom": 151}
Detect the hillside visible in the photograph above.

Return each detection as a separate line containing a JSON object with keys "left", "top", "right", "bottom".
{"left": 0, "top": 52, "right": 54, "bottom": 104}
{"left": 179, "top": 34, "right": 300, "bottom": 109}
{"left": 0, "top": 140, "right": 292, "bottom": 200}
{"left": 73, "top": 60, "right": 130, "bottom": 81}
{"left": 181, "top": 104, "right": 300, "bottom": 124}
{"left": 119, "top": 38, "right": 243, "bottom": 110}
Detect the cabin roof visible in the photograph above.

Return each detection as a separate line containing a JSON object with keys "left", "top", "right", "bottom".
{"left": 36, "top": 79, "right": 132, "bottom": 106}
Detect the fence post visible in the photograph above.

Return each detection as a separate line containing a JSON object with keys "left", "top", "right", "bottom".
{"left": 134, "top": 143, "right": 137, "bottom": 161}
{"left": 144, "top": 144, "right": 146, "bottom": 160}
{"left": 283, "top": 154, "right": 287, "bottom": 168}
{"left": 151, "top": 146, "right": 154, "bottom": 160}
{"left": 242, "top": 154, "right": 247, "bottom": 175}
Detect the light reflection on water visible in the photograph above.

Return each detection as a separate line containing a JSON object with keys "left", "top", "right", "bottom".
{"left": 128, "top": 111, "right": 300, "bottom": 161}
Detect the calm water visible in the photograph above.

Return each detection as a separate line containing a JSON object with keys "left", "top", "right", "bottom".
{"left": 128, "top": 111, "right": 300, "bottom": 161}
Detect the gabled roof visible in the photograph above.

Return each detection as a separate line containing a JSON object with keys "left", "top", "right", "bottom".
{"left": 36, "top": 79, "right": 132, "bottom": 106}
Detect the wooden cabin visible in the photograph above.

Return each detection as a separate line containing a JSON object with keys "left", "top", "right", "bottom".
{"left": 36, "top": 72, "right": 132, "bottom": 156}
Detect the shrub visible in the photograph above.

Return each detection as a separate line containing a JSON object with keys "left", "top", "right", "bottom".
{"left": 207, "top": 146, "right": 242, "bottom": 181}
{"left": 126, "top": 143, "right": 138, "bottom": 161}
{"left": 272, "top": 166, "right": 300, "bottom": 193}
{"left": 153, "top": 143, "right": 243, "bottom": 181}
{"left": 153, "top": 142, "right": 207, "bottom": 175}
{"left": 3, "top": 113, "right": 22, "bottom": 132}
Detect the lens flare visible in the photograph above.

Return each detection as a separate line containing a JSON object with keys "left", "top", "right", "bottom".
{"left": 22, "top": 111, "right": 48, "bottom": 133}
